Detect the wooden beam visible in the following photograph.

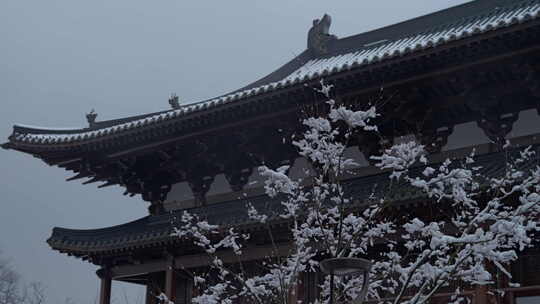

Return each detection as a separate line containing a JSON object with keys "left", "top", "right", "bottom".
{"left": 364, "top": 291, "right": 475, "bottom": 303}
{"left": 174, "top": 243, "right": 292, "bottom": 269}
{"left": 110, "top": 260, "right": 168, "bottom": 279}
{"left": 109, "top": 243, "right": 292, "bottom": 279}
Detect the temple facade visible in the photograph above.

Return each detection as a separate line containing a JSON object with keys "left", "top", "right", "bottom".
{"left": 3, "top": 0, "right": 540, "bottom": 303}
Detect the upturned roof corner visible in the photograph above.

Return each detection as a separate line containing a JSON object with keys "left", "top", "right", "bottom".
{"left": 1, "top": 142, "right": 11, "bottom": 150}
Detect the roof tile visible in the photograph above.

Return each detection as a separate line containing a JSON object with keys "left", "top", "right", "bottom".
{"left": 6, "top": 0, "right": 540, "bottom": 147}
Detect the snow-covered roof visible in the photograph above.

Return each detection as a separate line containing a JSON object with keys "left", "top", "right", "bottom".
{"left": 4, "top": 0, "right": 540, "bottom": 147}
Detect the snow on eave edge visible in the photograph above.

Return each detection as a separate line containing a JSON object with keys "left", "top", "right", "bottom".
{"left": 7, "top": 2, "right": 540, "bottom": 146}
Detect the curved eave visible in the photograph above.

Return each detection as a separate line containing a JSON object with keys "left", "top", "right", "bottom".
{"left": 45, "top": 145, "right": 540, "bottom": 259}
{"left": 46, "top": 216, "right": 171, "bottom": 257}
{"left": 5, "top": 0, "right": 540, "bottom": 152}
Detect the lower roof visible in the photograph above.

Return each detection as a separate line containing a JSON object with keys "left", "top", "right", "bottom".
{"left": 47, "top": 143, "right": 540, "bottom": 259}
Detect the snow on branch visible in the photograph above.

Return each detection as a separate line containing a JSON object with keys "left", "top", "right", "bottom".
{"left": 170, "top": 82, "right": 540, "bottom": 304}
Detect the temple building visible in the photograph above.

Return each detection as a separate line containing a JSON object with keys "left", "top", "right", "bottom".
{"left": 3, "top": 0, "right": 540, "bottom": 303}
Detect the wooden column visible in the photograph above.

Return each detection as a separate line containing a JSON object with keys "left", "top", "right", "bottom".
{"left": 286, "top": 273, "right": 306, "bottom": 304}
{"left": 146, "top": 273, "right": 158, "bottom": 304}
{"left": 504, "top": 290, "right": 516, "bottom": 304}
{"left": 96, "top": 268, "right": 112, "bottom": 304}
{"left": 295, "top": 273, "right": 305, "bottom": 304}
{"left": 165, "top": 256, "right": 177, "bottom": 303}
{"left": 146, "top": 285, "right": 157, "bottom": 304}
{"left": 474, "top": 285, "right": 488, "bottom": 304}
{"left": 288, "top": 285, "right": 298, "bottom": 304}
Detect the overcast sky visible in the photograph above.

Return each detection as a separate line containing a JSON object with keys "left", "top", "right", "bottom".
{"left": 0, "top": 1, "right": 471, "bottom": 303}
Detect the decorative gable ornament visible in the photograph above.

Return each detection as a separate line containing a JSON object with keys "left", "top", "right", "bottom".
{"left": 169, "top": 93, "right": 181, "bottom": 110}
{"left": 86, "top": 109, "right": 98, "bottom": 127}
{"left": 308, "top": 14, "right": 337, "bottom": 56}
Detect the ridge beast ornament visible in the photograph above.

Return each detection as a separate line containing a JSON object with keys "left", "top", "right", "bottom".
{"left": 308, "top": 14, "right": 337, "bottom": 56}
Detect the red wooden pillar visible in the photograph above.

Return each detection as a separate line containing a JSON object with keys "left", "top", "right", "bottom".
{"left": 504, "top": 290, "right": 515, "bottom": 304}
{"left": 165, "top": 259, "right": 177, "bottom": 303}
{"left": 146, "top": 285, "right": 157, "bottom": 304}
{"left": 164, "top": 254, "right": 178, "bottom": 303}
{"left": 96, "top": 268, "right": 112, "bottom": 304}
{"left": 146, "top": 273, "right": 158, "bottom": 304}
{"left": 286, "top": 273, "right": 305, "bottom": 304}
{"left": 296, "top": 273, "right": 305, "bottom": 304}
{"left": 474, "top": 285, "right": 488, "bottom": 304}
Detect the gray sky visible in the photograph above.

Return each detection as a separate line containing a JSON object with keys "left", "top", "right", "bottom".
{"left": 0, "top": 1, "right": 471, "bottom": 303}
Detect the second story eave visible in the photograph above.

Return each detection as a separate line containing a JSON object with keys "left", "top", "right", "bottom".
{"left": 45, "top": 143, "right": 540, "bottom": 265}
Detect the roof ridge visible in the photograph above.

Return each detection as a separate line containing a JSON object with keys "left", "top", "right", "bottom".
{"left": 330, "top": 0, "right": 536, "bottom": 56}
{"left": 5, "top": 0, "right": 540, "bottom": 144}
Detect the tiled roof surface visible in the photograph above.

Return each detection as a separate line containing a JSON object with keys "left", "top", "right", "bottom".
{"left": 283, "top": 1, "right": 540, "bottom": 82}
{"left": 5, "top": 0, "right": 540, "bottom": 147}
{"left": 47, "top": 145, "right": 540, "bottom": 255}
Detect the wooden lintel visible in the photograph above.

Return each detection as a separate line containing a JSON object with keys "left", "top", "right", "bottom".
{"left": 110, "top": 260, "right": 168, "bottom": 279}
{"left": 174, "top": 243, "right": 292, "bottom": 269}
{"left": 109, "top": 243, "right": 292, "bottom": 279}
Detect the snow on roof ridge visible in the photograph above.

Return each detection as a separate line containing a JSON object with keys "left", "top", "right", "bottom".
{"left": 10, "top": 1, "right": 540, "bottom": 146}
{"left": 282, "top": 1, "right": 540, "bottom": 83}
